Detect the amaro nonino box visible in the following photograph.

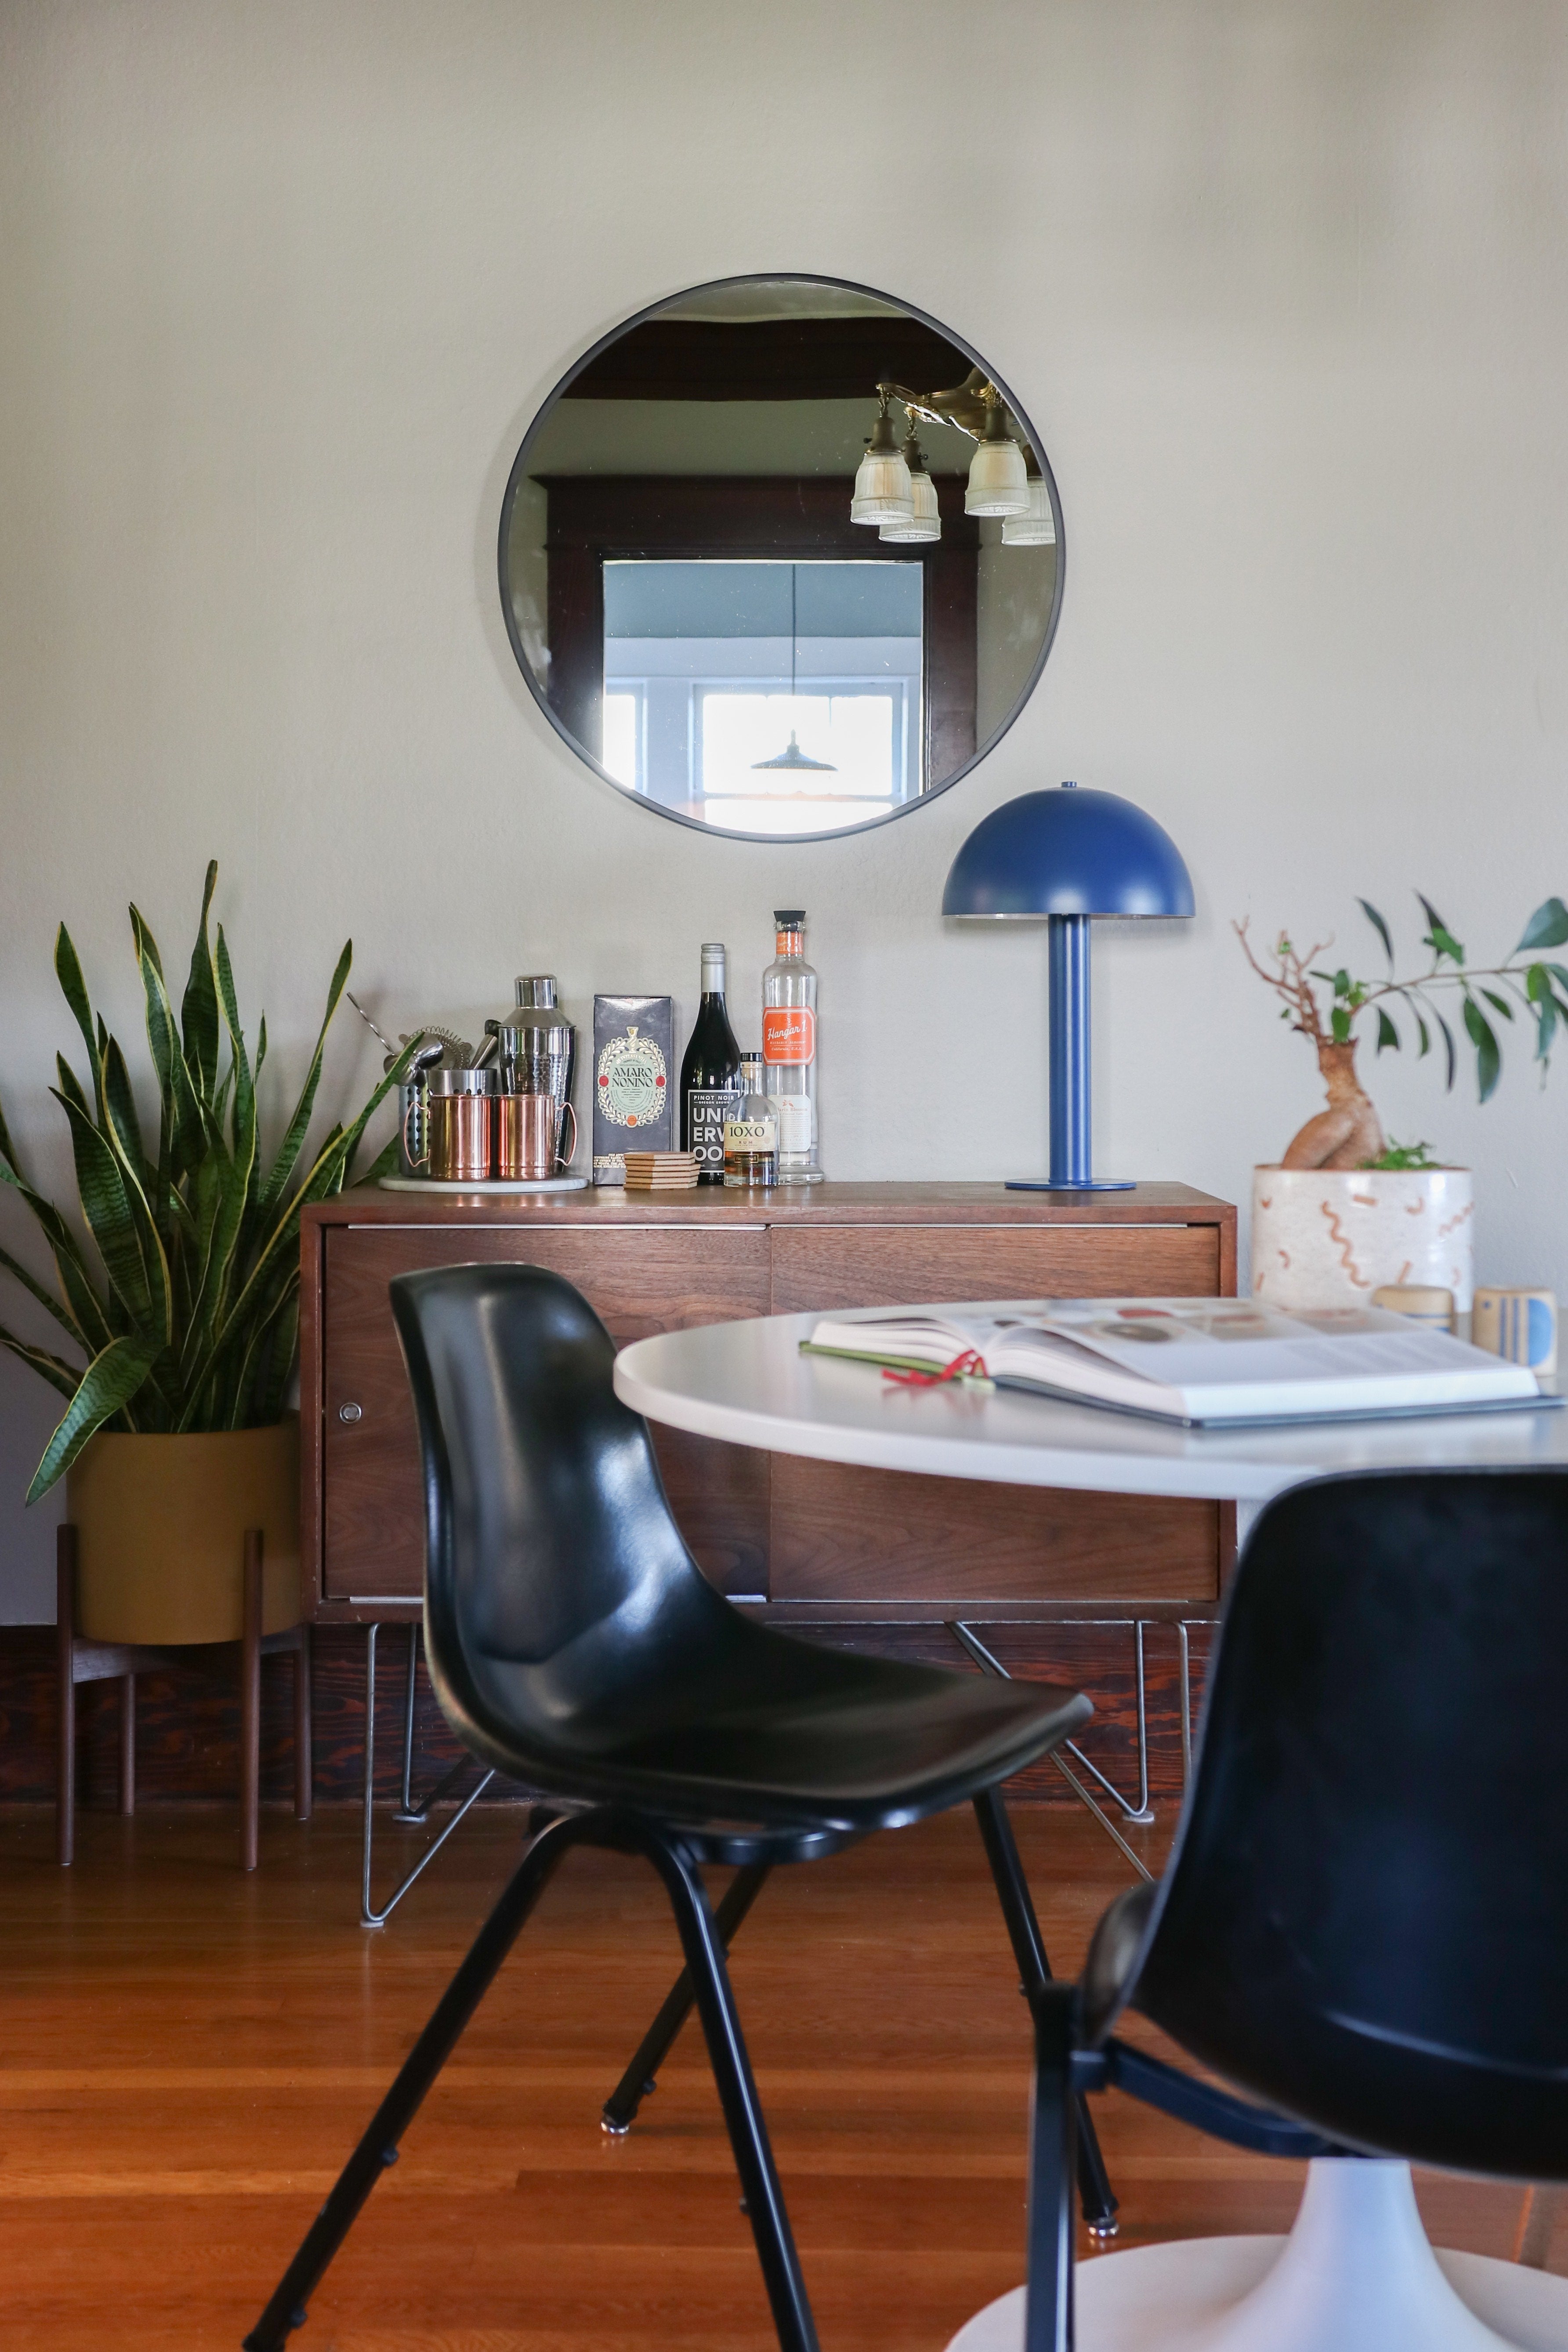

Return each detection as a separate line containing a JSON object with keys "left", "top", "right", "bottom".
{"left": 592, "top": 996, "right": 674, "bottom": 1184}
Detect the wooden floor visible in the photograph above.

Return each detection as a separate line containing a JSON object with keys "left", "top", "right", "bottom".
{"left": 0, "top": 1802, "right": 1559, "bottom": 2350}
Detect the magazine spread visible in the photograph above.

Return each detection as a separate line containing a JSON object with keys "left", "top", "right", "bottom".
{"left": 801, "top": 1298, "right": 1548, "bottom": 1426}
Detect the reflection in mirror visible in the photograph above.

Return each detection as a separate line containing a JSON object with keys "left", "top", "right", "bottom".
{"left": 500, "top": 277, "right": 1061, "bottom": 840}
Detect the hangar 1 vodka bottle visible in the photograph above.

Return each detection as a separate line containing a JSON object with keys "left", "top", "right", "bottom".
{"left": 762, "top": 909, "right": 823, "bottom": 1183}
{"left": 680, "top": 942, "right": 743, "bottom": 1184}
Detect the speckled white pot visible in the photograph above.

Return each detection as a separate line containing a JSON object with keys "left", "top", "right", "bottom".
{"left": 1251, "top": 1166, "right": 1474, "bottom": 1313}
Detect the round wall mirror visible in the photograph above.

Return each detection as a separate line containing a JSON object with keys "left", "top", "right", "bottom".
{"left": 499, "top": 274, "right": 1063, "bottom": 842}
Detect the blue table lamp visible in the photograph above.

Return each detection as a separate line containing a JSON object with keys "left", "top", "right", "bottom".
{"left": 942, "top": 781, "right": 1194, "bottom": 1191}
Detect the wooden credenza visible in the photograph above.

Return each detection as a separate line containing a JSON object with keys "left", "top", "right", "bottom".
{"left": 300, "top": 1182, "right": 1236, "bottom": 1632}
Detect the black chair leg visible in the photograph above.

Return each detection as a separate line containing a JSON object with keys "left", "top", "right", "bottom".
{"left": 242, "top": 1813, "right": 576, "bottom": 2350}
{"left": 650, "top": 1835, "right": 819, "bottom": 2352}
{"left": 972, "top": 1789, "right": 1119, "bottom": 2238}
{"left": 602, "top": 1860, "right": 771, "bottom": 2131}
{"left": 1024, "top": 1982, "right": 1077, "bottom": 2352}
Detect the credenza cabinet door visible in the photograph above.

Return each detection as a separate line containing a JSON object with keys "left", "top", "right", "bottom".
{"left": 767, "top": 1221, "right": 1225, "bottom": 1606}
{"left": 320, "top": 1227, "right": 771, "bottom": 1604}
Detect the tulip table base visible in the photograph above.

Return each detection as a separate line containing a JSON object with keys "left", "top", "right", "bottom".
{"left": 945, "top": 2162, "right": 1568, "bottom": 2352}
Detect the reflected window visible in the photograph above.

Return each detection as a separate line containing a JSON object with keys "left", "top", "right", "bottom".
{"left": 602, "top": 559, "right": 920, "bottom": 829}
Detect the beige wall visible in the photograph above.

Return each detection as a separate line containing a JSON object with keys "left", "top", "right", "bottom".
{"left": 2, "top": 0, "right": 1567, "bottom": 1614}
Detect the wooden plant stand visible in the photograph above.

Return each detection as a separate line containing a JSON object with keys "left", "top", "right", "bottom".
{"left": 56, "top": 1524, "right": 312, "bottom": 1871}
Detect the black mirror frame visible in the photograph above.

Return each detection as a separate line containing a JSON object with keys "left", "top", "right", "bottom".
{"left": 496, "top": 271, "right": 1065, "bottom": 846}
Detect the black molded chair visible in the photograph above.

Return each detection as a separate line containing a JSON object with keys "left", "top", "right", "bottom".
{"left": 247, "top": 1263, "right": 1108, "bottom": 2352}
{"left": 1012, "top": 1469, "right": 1568, "bottom": 2352}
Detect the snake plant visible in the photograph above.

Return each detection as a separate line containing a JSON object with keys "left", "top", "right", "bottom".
{"left": 0, "top": 862, "right": 410, "bottom": 1500}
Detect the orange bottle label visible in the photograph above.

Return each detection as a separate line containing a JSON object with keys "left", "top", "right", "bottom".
{"left": 763, "top": 1006, "right": 815, "bottom": 1065}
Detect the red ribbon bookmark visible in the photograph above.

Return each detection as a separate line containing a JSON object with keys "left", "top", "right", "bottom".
{"left": 883, "top": 1348, "right": 988, "bottom": 1389}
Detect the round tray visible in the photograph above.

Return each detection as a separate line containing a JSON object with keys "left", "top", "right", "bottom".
{"left": 378, "top": 1175, "right": 589, "bottom": 1195}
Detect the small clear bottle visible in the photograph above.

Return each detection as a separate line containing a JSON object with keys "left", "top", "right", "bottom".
{"left": 762, "top": 908, "right": 823, "bottom": 1183}
{"left": 723, "top": 1055, "right": 778, "bottom": 1188}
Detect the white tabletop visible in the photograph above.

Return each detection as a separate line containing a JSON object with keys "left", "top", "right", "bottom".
{"left": 613, "top": 1303, "right": 1568, "bottom": 1505}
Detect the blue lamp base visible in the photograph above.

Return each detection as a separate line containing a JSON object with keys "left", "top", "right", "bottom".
{"left": 1005, "top": 913, "right": 1137, "bottom": 1192}
{"left": 1005, "top": 1176, "right": 1137, "bottom": 1192}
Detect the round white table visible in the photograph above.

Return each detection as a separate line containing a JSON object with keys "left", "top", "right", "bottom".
{"left": 613, "top": 1303, "right": 1568, "bottom": 2352}
{"left": 613, "top": 1302, "right": 1568, "bottom": 1516}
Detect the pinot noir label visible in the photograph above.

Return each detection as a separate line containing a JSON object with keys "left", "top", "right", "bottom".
{"left": 686, "top": 1085, "right": 742, "bottom": 1177}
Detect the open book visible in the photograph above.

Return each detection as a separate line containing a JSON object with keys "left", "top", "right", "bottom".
{"left": 802, "top": 1297, "right": 1552, "bottom": 1427}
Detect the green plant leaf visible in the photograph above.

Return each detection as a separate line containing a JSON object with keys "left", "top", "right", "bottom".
{"left": 0, "top": 1322, "right": 83, "bottom": 1402}
{"left": 1516, "top": 897, "right": 1568, "bottom": 953}
{"left": 1358, "top": 899, "right": 1394, "bottom": 964}
{"left": 1480, "top": 987, "right": 1514, "bottom": 1020}
{"left": 1428, "top": 1002, "right": 1457, "bottom": 1088}
{"left": 181, "top": 860, "right": 221, "bottom": 1101}
{"left": 254, "top": 939, "right": 353, "bottom": 1227}
{"left": 100, "top": 1030, "right": 149, "bottom": 1178}
{"left": 133, "top": 904, "right": 204, "bottom": 1175}
{"left": 1463, "top": 995, "right": 1501, "bottom": 1101}
{"left": 0, "top": 1238, "right": 91, "bottom": 1353}
{"left": 54, "top": 1053, "right": 93, "bottom": 1125}
{"left": 25, "top": 1334, "right": 160, "bottom": 1502}
{"left": 53, "top": 926, "right": 103, "bottom": 1112}
{"left": 0, "top": 1156, "right": 116, "bottom": 1354}
{"left": 1535, "top": 991, "right": 1557, "bottom": 1063}
{"left": 1375, "top": 1008, "right": 1400, "bottom": 1052}
{"left": 51, "top": 1088, "right": 157, "bottom": 1334}
{"left": 1417, "top": 894, "right": 1465, "bottom": 964}
{"left": 1330, "top": 1005, "right": 1351, "bottom": 1043}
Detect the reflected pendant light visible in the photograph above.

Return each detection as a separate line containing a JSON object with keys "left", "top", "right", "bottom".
{"left": 850, "top": 393, "right": 915, "bottom": 526}
{"left": 1001, "top": 462, "right": 1057, "bottom": 546}
{"left": 964, "top": 387, "right": 1029, "bottom": 517}
{"left": 753, "top": 565, "right": 837, "bottom": 772}
{"left": 880, "top": 429, "right": 941, "bottom": 543}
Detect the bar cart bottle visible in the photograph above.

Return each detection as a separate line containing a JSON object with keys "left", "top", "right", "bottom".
{"left": 724, "top": 1054, "right": 778, "bottom": 1188}
{"left": 680, "top": 942, "right": 743, "bottom": 1185}
{"left": 762, "top": 908, "right": 823, "bottom": 1183}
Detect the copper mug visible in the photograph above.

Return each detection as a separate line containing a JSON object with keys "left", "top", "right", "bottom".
{"left": 497, "top": 1092, "right": 577, "bottom": 1180}
{"left": 414, "top": 1068, "right": 495, "bottom": 1182}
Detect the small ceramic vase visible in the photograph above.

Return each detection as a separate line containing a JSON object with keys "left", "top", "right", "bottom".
{"left": 1251, "top": 1167, "right": 1474, "bottom": 1314}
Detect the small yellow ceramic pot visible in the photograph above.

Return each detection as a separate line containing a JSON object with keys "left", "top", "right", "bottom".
{"left": 66, "top": 1418, "right": 301, "bottom": 1643}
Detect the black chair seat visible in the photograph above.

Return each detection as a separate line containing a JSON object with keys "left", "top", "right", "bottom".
{"left": 460, "top": 1623, "right": 1088, "bottom": 1830}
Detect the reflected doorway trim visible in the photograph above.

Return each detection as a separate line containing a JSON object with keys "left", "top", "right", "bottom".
{"left": 497, "top": 271, "right": 1064, "bottom": 845}
{"left": 538, "top": 474, "right": 977, "bottom": 805}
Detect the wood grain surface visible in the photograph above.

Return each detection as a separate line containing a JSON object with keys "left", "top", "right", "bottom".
{"left": 303, "top": 1187, "right": 1235, "bottom": 1625}
{"left": 770, "top": 1461, "right": 1221, "bottom": 1603}
{"left": 322, "top": 1225, "right": 772, "bottom": 1602}
{"left": 767, "top": 1222, "right": 1220, "bottom": 1312}
{"left": 0, "top": 1803, "right": 1552, "bottom": 2351}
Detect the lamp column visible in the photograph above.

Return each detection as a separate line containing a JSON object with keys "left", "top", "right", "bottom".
{"left": 1048, "top": 913, "right": 1093, "bottom": 1187}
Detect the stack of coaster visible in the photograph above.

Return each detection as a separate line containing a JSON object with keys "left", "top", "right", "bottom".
{"left": 623, "top": 1151, "right": 700, "bottom": 1192}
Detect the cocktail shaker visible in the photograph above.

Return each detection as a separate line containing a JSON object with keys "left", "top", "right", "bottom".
{"left": 485, "top": 976, "right": 577, "bottom": 1168}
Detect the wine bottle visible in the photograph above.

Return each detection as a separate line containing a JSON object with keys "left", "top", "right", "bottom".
{"left": 680, "top": 942, "right": 743, "bottom": 1184}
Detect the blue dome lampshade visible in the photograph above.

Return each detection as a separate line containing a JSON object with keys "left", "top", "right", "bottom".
{"left": 942, "top": 782, "right": 1194, "bottom": 1190}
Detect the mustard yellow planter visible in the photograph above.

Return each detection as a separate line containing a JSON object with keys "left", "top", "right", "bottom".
{"left": 66, "top": 1418, "right": 301, "bottom": 1644}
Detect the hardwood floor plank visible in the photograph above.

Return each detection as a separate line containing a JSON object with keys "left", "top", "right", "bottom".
{"left": 0, "top": 1803, "right": 1556, "bottom": 2351}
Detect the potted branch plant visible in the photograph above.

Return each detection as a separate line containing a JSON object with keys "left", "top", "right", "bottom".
{"left": 1237, "top": 892, "right": 1568, "bottom": 1313}
{"left": 0, "top": 863, "right": 409, "bottom": 1643}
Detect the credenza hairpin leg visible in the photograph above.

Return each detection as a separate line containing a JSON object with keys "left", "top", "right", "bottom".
{"left": 359, "top": 1621, "right": 497, "bottom": 1929}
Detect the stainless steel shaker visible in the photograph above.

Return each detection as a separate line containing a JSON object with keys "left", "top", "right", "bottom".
{"left": 484, "top": 976, "right": 578, "bottom": 1169}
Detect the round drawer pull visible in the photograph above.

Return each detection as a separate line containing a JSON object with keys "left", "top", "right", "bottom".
{"left": 338, "top": 1402, "right": 363, "bottom": 1424}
